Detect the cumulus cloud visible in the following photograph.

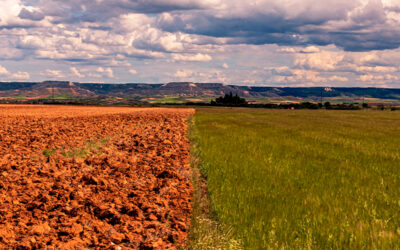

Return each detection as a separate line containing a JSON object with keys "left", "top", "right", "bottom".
{"left": 96, "top": 67, "right": 114, "bottom": 78}
{"left": 70, "top": 67, "right": 85, "bottom": 78}
{"left": 294, "top": 51, "right": 344, "bottom": 71}
{"left": 29, "top": 0, "right": 221, "bottom": 24}
{"left": 0, "top": 0, "right": 23, "bottom": 26}
{"left": 288, "top": 47, "right": 400, "bottom": 75}
{"left": 277, "top": 46, "right": 321, "bottom": 54}
{"left": 112, "top": 0, "right": 221, "bottom": 13}
{"left": 329, "top": 75, "right": 348, "bottom": 82}
{"left": 0, "top": 0, "right": 400, "bottom": 86}
{"left": 170, "top": 68, "right": 228, "bottom": 82}
{"left": 0, "top": 65, "right": 30, "bottom": 80}
{"left": 356, "top": 66, "right": 398, "bottom": 73}
{"left": 156, "top": 0, "right": 400, "bottom": 51}
{"left": 41, "top": 69, "right": 65, "bottom": 78}
{"left": 300, "top": 46, "right": 321, "bottom": 54}
{"left": 172, "top": 53, "right": 212, "bottom": 62}
{"left": 360, "top": 73, "right": 399, "bottom": 82}
{"left": 264, "top": 44, "right": 400, "bottom": 86}
{"left": 18, "top": 8, "right": 45, "bottom": 21}
{"left": 0, "top": 0, "right": 48, "bottom": 29}
{"left": 173, "top": 69, "right": 194, "bottom": 78}
{"left": 129, "top": 69, "right": 138, "bottom": 75}
{"left": 0, "top": 65, "right": 10, "bottom": 75}
{"left": 11, "top": 71, "right": 30, "bottom": 80}
{"left": 267, "top": 66, "right": 295, "bottom": 76}
{"left": 19, "top": 0, "right": 400, "bottom": 52}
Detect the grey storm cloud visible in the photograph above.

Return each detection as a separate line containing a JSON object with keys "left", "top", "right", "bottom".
{"left": 15, "top": 0, "right": 400, "bottom": 52}
{"left": 154, "top": 0, "right": 400, "bottom": 51}
{"left": 31, "top": 0, "right": 213, "bottom": 23}
{"left": 18, "top": 9, "right": 45, "bottom": 21}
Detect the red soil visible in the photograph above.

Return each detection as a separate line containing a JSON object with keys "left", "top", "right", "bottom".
{"left": 0, "top": 105, "right": 194, "bottom": 249}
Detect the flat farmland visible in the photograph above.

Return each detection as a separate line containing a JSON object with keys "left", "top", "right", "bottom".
{"left": 193, "top": 108, "right": 400, "bottom": 249}
{"left": 0, "top": 105, "right": 194, "bottom": 248}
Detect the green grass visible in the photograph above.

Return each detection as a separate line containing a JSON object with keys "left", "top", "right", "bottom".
{"left": 41, "top": 137, "right": 109, "bottom": 159}
{"left": 193, "top": 108, "right": 400, "bottom": 249}
{"left": 151, "top": 96, "right": 185, "bottom": 104}
{"left": 61, "top": 139, "right": 109, "bottom": 158}
{"left": 188, "top": 116, "right": 242, "bottom": 249}
{"left": 42, "top": 149, "right": 57, "bottom": 157}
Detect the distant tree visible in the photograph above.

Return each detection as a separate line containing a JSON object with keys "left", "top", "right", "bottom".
{"left": 324, "top": 102, "right": 331, "bottom": 109}
{"left": 362, "top": 103, "right": 369, "bottom": 108}
{"left": 212, "top": 92, "right": 247, "bottom": 106}
{"left": 300, "top": 102, "right": 319, "bottom": 109}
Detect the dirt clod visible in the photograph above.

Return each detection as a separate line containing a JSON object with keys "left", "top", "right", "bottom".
{"left": 0, "top": 105, "right": 194, "bottom": 249}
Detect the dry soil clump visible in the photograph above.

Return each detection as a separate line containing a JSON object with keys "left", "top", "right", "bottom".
{"left": 0, "top": 105, "right": 194, "bottom": 249}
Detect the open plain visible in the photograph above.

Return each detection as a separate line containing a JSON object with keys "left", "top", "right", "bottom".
{"left": 193, "top": 108, "right": 400, "bottom": 249}
{"left": 0, "top": 105, "right": 194, "bottom": 249}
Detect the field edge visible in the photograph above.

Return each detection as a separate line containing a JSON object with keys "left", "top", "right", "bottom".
{"left": 187, "top": 115, "right": 242, "bottom": 249}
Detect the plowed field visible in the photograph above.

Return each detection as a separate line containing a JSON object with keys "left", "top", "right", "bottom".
{"left": 0, "top": 105, "right": 194, "bottom": 249}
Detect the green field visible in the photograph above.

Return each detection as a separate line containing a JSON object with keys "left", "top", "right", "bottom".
{"left": 193, "top": 108, "right": 400, "bottom": 249}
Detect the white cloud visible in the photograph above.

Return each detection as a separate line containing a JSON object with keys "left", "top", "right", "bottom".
{"left": 96, "top": 67, "right": 105, "bottom": 73}
{"left": 41, "top": 69, "right": 65, "bottom": 78}
{"left": 11, "top": 71, "right": 30, "bottom": 80}
{"left": 0, "top": 65, "right": 29, "bottom": 80}
{"left": 294, "top": 51, "right": 344, "bottom": 71}
{"left": 96, "top": 67, "right": 114, "bottom": 78}
{"left": 169, "top": 68, "right": 229, "bottom": 83}
{"left": 0, "top": 0, "right": 48, "bottom": 28}
{"left": 300, "top": 46, "right": 321, "bottom": 53}
{"left": 329, "top": 75, "right": 348, "bottom": 82}
{"left": 268, "top": 66, "right": 294, "bottom": 76}
{"left": 0, "top": 0, "right": 399, "bottom": 87}
{"left": 0, "top": 0, "right": 23, "bottom": 26}
{"left": 174, "top": 69, "right": 194, "bottom": 78}
{"left": 172, "top": 53, "right": 212, "bottom": 62}
{"left": 360, "top": 74, "right": 378, "bottom": 82}
{"left": 276, "top": 47, "right": 297, "bottom": 53}
{"left": 276, "top": 46, "right": 321, "bottom": 54}
{"left": 356, "top": 66, "right": 398, "bottom": 73}
{"left": 0, "top": 65, "right": 10, "bottom": 75}
{"left": 271, "top": 69, "right": 328, "bottom": 84}
{"left": 360, "top": 73, "right": 399, "bottom": 82}
{"left": 70, "top": 67, "right": 85, "bottom": 78}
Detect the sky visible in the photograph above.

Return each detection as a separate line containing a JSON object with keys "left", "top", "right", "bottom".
{"left": 1, "top": 0, "right": 400, "bottom": 87}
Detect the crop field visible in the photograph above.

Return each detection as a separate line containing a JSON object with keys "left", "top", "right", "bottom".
{"left": 0, "top": 105, "right": 194, "bottom": 248}
{"left": 2, "top": 105, "right": 400, "bottom": 249}
{"left": 193, "top": 108, "right": 400, "bottom": 249}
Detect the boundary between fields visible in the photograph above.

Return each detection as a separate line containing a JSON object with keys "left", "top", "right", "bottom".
{"left": 187, "top": 115, "right": 242, "bottom": 249}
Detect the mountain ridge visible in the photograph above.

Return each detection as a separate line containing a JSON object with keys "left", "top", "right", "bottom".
{"left": 0, "top": 81, "right": 399, "bottom": 103}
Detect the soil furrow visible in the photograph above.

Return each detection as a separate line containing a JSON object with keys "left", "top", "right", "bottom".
{"left": 0, "top": 105, "right": 194, "bottom": 249}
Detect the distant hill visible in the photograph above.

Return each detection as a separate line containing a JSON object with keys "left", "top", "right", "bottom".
{"left": 0, "top": 81, "right": 399, "bottom": 104}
